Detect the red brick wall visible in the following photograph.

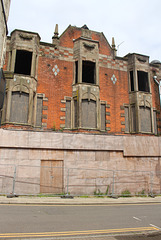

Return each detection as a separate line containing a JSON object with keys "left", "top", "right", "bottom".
{"left": 2, "top": 26, "right": 161, "bottom": 135}
{"left": 99, "top": 66, "right": 129, "bottom": 133}
{"left": 37, "top": 56, "right": 73, "bottom": 129}
{"left": 59, "top": 26, "right": 81, "bottom": 48}
{"left": 91, "top": 32, "right": 112, "bottom": 56}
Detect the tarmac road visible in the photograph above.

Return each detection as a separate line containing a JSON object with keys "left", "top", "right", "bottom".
{"left": 0, "top": 199, "right": 161, "bottom": 239}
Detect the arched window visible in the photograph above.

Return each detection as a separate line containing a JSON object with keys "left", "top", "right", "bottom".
{"left": 82, "top": 99, "right": 96, "bottom": 128}
{"left": 10, "top": 91, "right": 29, "bottom": 124}
{"left": 139, "top": 106, "right": 152, "bottom": 133}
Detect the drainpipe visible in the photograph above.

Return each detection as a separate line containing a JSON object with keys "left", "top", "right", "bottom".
{"left": 154, "top": 76, "right": 161, "bottom": 107}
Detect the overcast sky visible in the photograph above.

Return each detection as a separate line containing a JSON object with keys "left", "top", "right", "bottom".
{"left": 7, "top": 0, "right": 161, "bottom": 61}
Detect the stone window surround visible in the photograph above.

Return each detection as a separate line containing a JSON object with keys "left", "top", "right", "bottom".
{"left": 7, "top": 48, "right": 38, "bottom": 78}
{"left": 128, "top": 69, "right": 151, "bottom": 94}
{"left": 73, "top": 59, "right": 99, "bottom": 86}
{"left": 123, "top": 103, "right": 157, "bottom": 134}
{"left": 73, "top": 37, "right": 99, "bottom": 86}
{"left": 127, "top": 53, "right": 156, "bottom": 134}
{"left": 1, "top": 75, "right": 46, "bottom": 128}
{"left": 62, "top": 96, "right": 107, "bottom": 131}
{"left": 7, "top": 30, "right": 40, "bottom": 79}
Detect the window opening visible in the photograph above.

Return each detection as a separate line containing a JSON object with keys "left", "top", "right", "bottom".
{"left": 75, "top": 61, "right": 78, "bottom": 83}
{"left": 82, "top": 61, "right": 95, "bottom": 84}
{"left": 130, "top": 71, "right": 134, "bottom": 91}
{"left": 137, "top": 71, "right": 150, "bottom": 92}
{"left": 14, "top": 50, "right": 32, "bottom": 75}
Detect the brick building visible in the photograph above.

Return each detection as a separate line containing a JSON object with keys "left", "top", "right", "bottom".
{"left": 1, "top": 24, "right": 161, "bottom": 134}
{"left": 0, "top": 24, "right": 161, "bottom": 195}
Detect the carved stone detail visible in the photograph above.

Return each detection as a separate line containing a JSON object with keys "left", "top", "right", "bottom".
{"left": 19, "top": 33, "right": 33, "bottom": 40}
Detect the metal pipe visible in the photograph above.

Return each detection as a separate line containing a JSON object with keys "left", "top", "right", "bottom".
{"left": 12, "top": 165, "right": 16, "bottom": 195}
{"left": 112, "top": 171, "right": 115, "bottom": 197}
{"left": 66, "top": 168, "right": 70, "bottom": 196}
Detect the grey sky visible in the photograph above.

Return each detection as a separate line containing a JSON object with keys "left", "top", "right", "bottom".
{"left": 8, "top": 0, "right": 161, "bottom": 61}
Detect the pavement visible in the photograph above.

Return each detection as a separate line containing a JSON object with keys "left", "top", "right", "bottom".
{"left": 0, "top": 195, "right": 161, "bottom": 205}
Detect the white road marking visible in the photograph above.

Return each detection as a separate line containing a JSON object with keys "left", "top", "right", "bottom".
{"left": 133, "top": 216, "right": 141, "bottom": 221}
{"left": 150, "top": 224, "right": 161, "bottom": 230}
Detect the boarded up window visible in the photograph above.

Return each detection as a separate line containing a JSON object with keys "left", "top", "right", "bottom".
{"left": 131, "top": 105, "right": 136, "bottom": 132}
{"left": 10, "top": 92, "right": 29, "bottom": 123}
{"left": 65, "top": 100, "right": 71, "bottom": 128}
{"left": 101, "top": 104, "right": 106, "bottom": 131}
{"left": 124, "top": 106, "right": 129, "bottom": 132}
{"left": 153, "top": 111, "right": 157, "bottom": 135}
{"left": 36, "top": 96, "right": 43, "bottom": 127}
{"left": 82, "top": 99, "right": 96, "bottom": 128}
{"left": 140, "top": 106, "right": 152, "bottom": 133}
{"left": 74, "top": 99, "right": 78, "bottom": 128}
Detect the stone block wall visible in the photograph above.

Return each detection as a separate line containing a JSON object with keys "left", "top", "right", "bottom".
{"left": 0, "top": 129, "right": 161, "bottom": 195}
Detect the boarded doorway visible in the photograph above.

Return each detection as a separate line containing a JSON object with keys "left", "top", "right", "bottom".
{"left": 40, "top": 160, "right": 63, "bottom": 194}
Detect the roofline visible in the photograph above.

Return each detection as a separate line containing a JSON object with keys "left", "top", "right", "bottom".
{"left": 124, "top": 53, "right": 149, "bottom": 58}
{"left": 10, "top": 29, "right": 41, "bottom": 40}
{"left": 59, "top": 25, "right": 112, "bottom": 50}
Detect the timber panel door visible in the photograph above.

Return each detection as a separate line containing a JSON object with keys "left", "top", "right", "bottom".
{"left": 40, "top": 160, "right": 63, "bottom": 194}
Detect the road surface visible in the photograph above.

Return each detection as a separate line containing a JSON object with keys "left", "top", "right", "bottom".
{"left": 0, "top": 203, "right": 161, "bottom": 239}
